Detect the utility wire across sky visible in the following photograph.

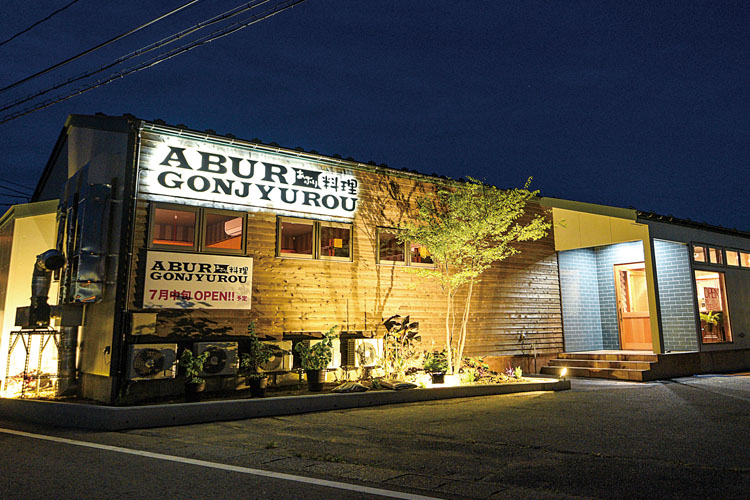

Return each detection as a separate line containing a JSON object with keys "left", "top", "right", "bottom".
{"left": 0, "top": 0, "right": 307, "bottom": 124}
{"left": 0, "top": 0, "right": 273, "bottom": 115}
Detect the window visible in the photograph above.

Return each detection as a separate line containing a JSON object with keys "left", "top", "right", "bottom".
{"left": 149, "top": 204, "right": 246, "bottom": 254}
{"left": 741, "top": 252, "right": 750, "bottom": 268}
{"left": 695, "top": 270, "right": 732, "bottom": 343}
{"left": 708, "top": 247, "right": 723, "bottom": 265}
{"left": 320, "top": 221, "right": 351, "bottom": 260}
{"left": 692, "top": 244, "right": 724, "bottom": 265}
{"left": 378, "top": 229, "right": 405, "bottom": 265}
{"left": 377, "top": 228, "right": 434, "bottom": 267}
{"left": 150, "top": 206, "right": 198, "bottom": 250}
{"left": 409, "top": 241, "right": 434, "bottom": 266}
{"left": 277, "top": 217, "right": 352, "bottom": 261}
{"left": 726, "top": 250, "right": 740, "bottom": 267}
{"left": 692, "top": 245, "right": 706, "bottom": 262}
{"left": 202, "top": 210, "right": 245, "bottom": 254}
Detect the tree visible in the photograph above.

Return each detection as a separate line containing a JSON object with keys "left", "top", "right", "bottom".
{"left": 399, "top": 177, "right": 550, "bottom": 374}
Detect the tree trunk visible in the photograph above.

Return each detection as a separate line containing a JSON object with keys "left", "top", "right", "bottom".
{"left": 445, "top": 289, "right": 454, "bottom": 375}
{"left": 456, "top": 278, "right": 475, "bottom": 373}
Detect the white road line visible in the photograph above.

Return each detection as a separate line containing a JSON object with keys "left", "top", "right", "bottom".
{"left": 0, "top": 427, "right": 443, "bottom": 500}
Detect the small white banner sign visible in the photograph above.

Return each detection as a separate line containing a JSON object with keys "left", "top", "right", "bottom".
{"left": 143, "top": 251, "right": 252, "bottom": 309}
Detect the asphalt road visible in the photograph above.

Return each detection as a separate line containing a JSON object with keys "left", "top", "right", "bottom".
{"left": 1, "top": 374, "right": 748, "bottom": 500}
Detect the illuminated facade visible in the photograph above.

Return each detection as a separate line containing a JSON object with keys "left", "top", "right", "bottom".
{"left": 1, "top": 114, "right": 749, "bottom": 403}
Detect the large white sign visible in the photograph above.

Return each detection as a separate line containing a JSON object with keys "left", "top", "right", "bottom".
{"left": 144, "top": 251, "right": 252, "bottom": 309}
{"left": 138, "top": 134, "right": 359, "bottom": 219}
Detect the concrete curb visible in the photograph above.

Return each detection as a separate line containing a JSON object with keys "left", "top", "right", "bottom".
{"left": 0, "top": 379, "right": 570, "bottom": 431}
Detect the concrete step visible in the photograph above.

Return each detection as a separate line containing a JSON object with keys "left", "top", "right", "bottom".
{"left": 547, "top": 358, "right": 653, "bottom": 370}
{"left": 541, "top": 365, "right": 648, "bottom": 382}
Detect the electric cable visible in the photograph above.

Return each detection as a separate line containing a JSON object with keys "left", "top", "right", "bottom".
{"left": 0, "top": 0, "right": 81, "bottom": 48}
{"left": 0, "top": 192, "right": 30, "bottom": 199}
{"left": 0, "top": 0, "right": 307, "bottom": 124}
{"left": 0, "top": 183, "right": 32, "bottom": 196}
{"left": 0, "top": 0, "right": 203, "bottom": 95}
{"left": 0, "top": 178, "right": 34, "bottom": 190}
{"left": 0, "top": 0, "right": 271, "bottom": 114}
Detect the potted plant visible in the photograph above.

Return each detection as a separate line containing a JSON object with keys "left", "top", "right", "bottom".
{"left": 423, "top": 350, "right": 449, "bottom": 384}
{"left": 295, "top": 325, "right": 338, "bottom": 392}
{"left": 240, "top": 323, "right": 273, "bottom": 397}
{"left": 179, "top": 348, "right": 211, "bottom": 402}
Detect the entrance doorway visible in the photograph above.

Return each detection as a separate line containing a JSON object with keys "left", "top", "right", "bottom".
{"left": 614, "top": 262, "right": 652, "bottom": 350}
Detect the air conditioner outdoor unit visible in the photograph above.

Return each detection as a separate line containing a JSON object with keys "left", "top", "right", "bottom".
{"left": 297, "top": 338, "right": 341, "bottom": 369}
{"left": 345, "top": 338, "right": 383, "bottom": 368}
{"left": 194, "top": 342, "right": 239, "bottom": 376}
{"left": 126, "top": 344, "right": 177, "bottom": 380}
{"left": 258, "top": 341, "right": 293, "bottom": 373}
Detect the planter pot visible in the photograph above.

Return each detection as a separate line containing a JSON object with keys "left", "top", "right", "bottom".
{"left": 430, "top": 372, "right": 445, "bottom": 384}
{"left": 248, "top": 376, "right": 268, "bottom": 398}
{"left": 185, "top": 381, "right": 206, "bottom": 402}
{"left": 305, "top": 369, "right": 327, "bottom": 392}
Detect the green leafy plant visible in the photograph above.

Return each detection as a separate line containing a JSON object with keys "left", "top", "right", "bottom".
{"left": 460, "top": 357, "right": 490, "bottom": 383}
{"left": 295, "top": 325, "right": 338, "bottom": 371}
{"left": 240, "top": 322, "right": 273, "bottom": 379}
{"left": 700, "top": 311, "right": 721, "bottom": 325}
{"left": 399, "top": 177, "right": 550, "bottom": 374}
{"left": 179, "top": 348, "right": 211, "bottom": 384}
{"left": 513, "top": 366, "right": 523, "bottom": 379}
{"left": 423, "top": 350, "right": 449, "bottom": 374}
{"left": 382, "top": 314, "right": 421, "bottom": 378}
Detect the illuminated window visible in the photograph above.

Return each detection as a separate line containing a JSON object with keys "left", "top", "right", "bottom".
{"left": 277, "top": 217, "right": 352, "bottom": 261}
{"left": 203, "top": 211, "right": 244, "bottom": 254}
{"left": 410, "top": 242, "right": 434, "bottom": 266}
{"left": 692, "top": 245, "right": 706, "bottom": 262}
{"left": 150, "top": 206, "right": 197, "bottom": 250}
{"left": 708, "top": 247, "right": 723, "bottom": 264}
{"left": 741, "top": 252, "right": 750, "bottom": 268}
{"left": 377, "top": 228, "right": 434, "bottom": 267}
{"left": 150, "top": 204, "right": 246, "bottom": 254}
{"left": 695, "top": 270, "right": 732, "bottom": 343}
{"left": 278, "top": 218, "right": 314, "bottom": 258}
{"left": 320, "top": 222, "right": 351, "bottom": 260}
{"left": 378, "top": 229, "right": 405, "bottom": 265}
{"left": 726, "top": 250, "right": 739, "bottom": 267}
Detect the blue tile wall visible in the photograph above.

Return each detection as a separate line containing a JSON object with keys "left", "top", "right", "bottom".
{"left": 558, "top": 248, "right": 603, "bottom": 351}
{"left": 653, "top": 240, "right": 699, "bottom": 351}
{"left": 594, "top": 241, "right": 645, "bottom": 349}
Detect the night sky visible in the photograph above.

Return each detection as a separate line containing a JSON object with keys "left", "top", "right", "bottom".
{"left": 1, "top": 1, "right": 748, "bottom": 230}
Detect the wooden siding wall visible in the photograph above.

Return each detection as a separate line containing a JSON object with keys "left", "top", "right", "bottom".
{"left": 128, "top": 159, "right": 563, "bottom": 356}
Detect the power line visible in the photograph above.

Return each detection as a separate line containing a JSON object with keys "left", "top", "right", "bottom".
{"left": 0, "top": 0, "right": 81, "bottom": 48}
{"left": 0, "top": 0, "right": 307, "bottom": 124}
{"left": 0, "top": 183, "right": 32, "bottom": 196}
{"left": 0, "top": 178, "right": 34, "bottom": 190}
{"left": 0, "top": 0, "right": 203, "bottom": 95}
{"left": 0, "top": 1, "right": 271, "bottom": 114}
{"left": 0, "top": 192, "right": 30, "bottom": 200}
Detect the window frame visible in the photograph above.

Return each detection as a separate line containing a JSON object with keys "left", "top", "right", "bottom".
{"left": 376, "top": 227, "right": 407, "bottom": 266}
{"left": 200, "top": 208, "right": 247, "bottom": 255}
{"left": 148, "top": 203, "right": 248, "bottom": 255}
{"left": 319, "top": 220, "right": 353, "bottom": 262}
{"left": 148, "top": 203, "right": 200, "bottom": 252}
{"left": 276, "top": 216, "right": 353, "bottom": 262}
{"left": 694, "top": 269, "right": 733, "bottom": 344}
{"left": 376, "top": 227, "right": 435, "bottom": 268}
{"left": 691, "top": 243, "right": 725, "bottom": 266}
{"left": 725, "top": 249, "right": 741, "bottom": 267}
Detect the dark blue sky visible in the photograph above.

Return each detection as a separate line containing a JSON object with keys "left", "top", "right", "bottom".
{"left": 1, "top": 1, "right": 748, "bottom": 229}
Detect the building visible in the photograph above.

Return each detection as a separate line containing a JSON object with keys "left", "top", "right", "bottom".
{"left": 0, "top": 113, "right": 747, "bottom": 403}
